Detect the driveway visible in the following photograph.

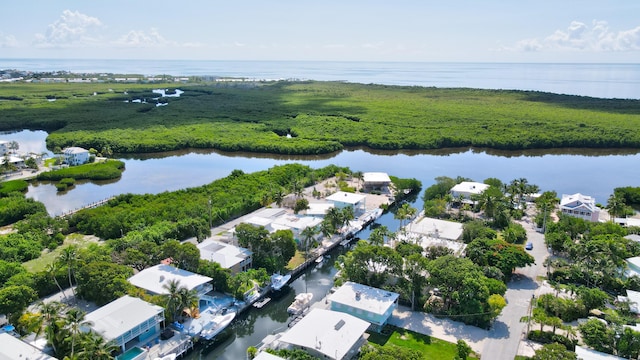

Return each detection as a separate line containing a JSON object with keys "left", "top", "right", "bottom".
{"left": 480, "top": 213, "right": 551, "bottom": 359}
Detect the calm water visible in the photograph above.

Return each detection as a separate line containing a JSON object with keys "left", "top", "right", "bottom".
{"left": 2, "top": 130, "right": 639, "bottom": 217}
{"left": 1, "top": 59, "right": 639, "bottom": 99}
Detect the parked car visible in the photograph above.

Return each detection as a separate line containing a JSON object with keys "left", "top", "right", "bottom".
{"left": 525, "top": 242, "right": 533, "bottom": 250}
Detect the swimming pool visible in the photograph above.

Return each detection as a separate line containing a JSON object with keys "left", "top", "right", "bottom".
{"left": 116, "top": 346, "right": 146, "bottom": 360}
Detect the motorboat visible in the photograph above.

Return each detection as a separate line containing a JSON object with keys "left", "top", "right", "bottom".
{"left": 270, "top": 273, "right": 291, "bottom": 291}
{"left": 200, "top": 310, "right": 236, "bottom": 341}
{"left": 287, "top": 293, "right": 313, "bottom": 315}
{"left": 153, "top": 354, "right": 177, "bottom": 360}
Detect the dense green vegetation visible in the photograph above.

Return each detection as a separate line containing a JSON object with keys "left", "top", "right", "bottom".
{"left": 0, "top": 179, "right": 28, "bottom": 195}
{"left": 1, "top": 81, "right": 639, "bottom": 155}
{"left": 36, "top": 160, "right": 125, "bottom": 181}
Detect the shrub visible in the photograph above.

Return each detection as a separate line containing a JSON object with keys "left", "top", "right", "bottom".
{"left": 527, "top": 330, "right": 576, "bottom": 350}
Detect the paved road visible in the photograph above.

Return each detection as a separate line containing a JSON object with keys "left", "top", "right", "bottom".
{"left": 480, "top": 216, "right": 551, "bottom": 360}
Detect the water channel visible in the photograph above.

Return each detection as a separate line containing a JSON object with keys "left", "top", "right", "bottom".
{"left": 3, "top": 130, "right": 640, "bottom": 359}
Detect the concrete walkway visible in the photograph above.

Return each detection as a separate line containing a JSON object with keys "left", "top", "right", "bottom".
{"left": 389, "top": 305, "right": 489, "bottom": 354}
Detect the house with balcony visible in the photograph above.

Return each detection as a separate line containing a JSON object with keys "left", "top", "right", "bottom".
{"left": 328, "top": 281, "right": 399, "bottom": 332}
{"left": 84, "top": 295, "right": 165, "bottom": 353}
{"left": 128, "top": 264, "right": 213, "bottom": 298}
{"left": 560, "top": 193, "right": 600, "bottom": 222}
{"left": 62, "top": 146, "right": 90, "bottom": 165}
{"left": 277, "top": 308, "right": 370, "bottom": 360}
{"left": 326, "top": 191, "right": 367, "bottom": 216}
{"left": 198, "top": 239, "right": 252, "bottom": 274}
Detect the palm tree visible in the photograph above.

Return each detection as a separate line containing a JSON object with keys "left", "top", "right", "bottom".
{"left": 33, "top": 301, "right": 64, "bottom": 340}
{"left": 369, "top": 226, "right": 391, "bottom": 246}
{"left": 162, "top": 279, "right": 183, "bottom": 322}
{"left": 300, "top": 226, "right": 318, "bottom": 253}
{"left": 352, "top": 171, "right": 363, "bottom": 191}
{"left": 606, "top": 193, "right": 626, "bottom": 221}
{"left": 58, "top": 245, "right": 79, "bottom": 300}
{"left": 272, "top": 186, "right": 285, "bottom": 207}
{"left": 395, "top": 203, "right": 417, "bottom": 232}
{"left": 64, "top": 308, "right": 92, "bottom": 358}
{"left": 46, "top": 262, "right": 68, "bottom": 302}
{"left": 77, "top": 331, "right": 118, "bottom": 360}
{"left": 178, "top": 287, "right": 200, "bottom": 320}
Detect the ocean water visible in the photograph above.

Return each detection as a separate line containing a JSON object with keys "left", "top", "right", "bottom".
{"left": 1, "top": 59, "right": 638, "bottom": 99}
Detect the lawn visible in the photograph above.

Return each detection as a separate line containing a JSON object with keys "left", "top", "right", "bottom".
{"left": 286, "top": 250, "right": 307, "bottom": 270}
{"left": 22, "top": 233, "right": 100, "bottom": 272}
{"left": 367, "top": 326, "right": 479, "bottom": 359}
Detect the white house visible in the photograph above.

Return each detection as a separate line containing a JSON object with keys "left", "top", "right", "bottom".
{"left": 575, "top": 345, "right": 625, "bottom": 360}
{"left": 128, "top": 264, "right": 213, "bottom": 297}
{"left": 404, "top": 216, "right": 466, "bottom": 256}
{"left": 326, "top": 191, "right": 367, "bottom": 215}
{"left": 0, "top": 332, "right": 57, "bottom": 360}
{"left": 62, "top": 146, "right": 90, "bottom": 165}
{"left": 450, "top": 181, "right": 490, "bottom": 204}
{"left": 617, "top": 289, "right": 640, "bottom": 314}
{"left": 328, "top": 281, "right": 399, "bottom": 332}
{"left": 84, "top": 295, "right": 165, "bottom": 353}
{"left": 197, "top": 239, "right": 252, "bottom": 274}
{"left": 625, "top": 256, "right": 640, "bottom": 279}
{"left": 560, "top": 193, "right": 600, "bottom": 222}
{"left": 271, "top": 214, "right": 323, "bottom": 243}
{"left": 362, "top": 172, "right": 391, "bottom": 192}
{"left": 0, "top": 155, "right": 25, "bottom": 168}
{"left": 277, "top": 308, "right": 370, "bottom": 360}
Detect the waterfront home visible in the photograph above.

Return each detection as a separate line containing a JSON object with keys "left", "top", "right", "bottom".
{"left": 328, "top": 281, "right": 399, "bottom": 332}
{"left": 277, "top": 308, "right": 369, "bottom": 360}
{"left": 62, "top": 146, "right": 90, "bottom": 165}
{"left": 0, "top": 155, "right": 25, "bottom": 168}
{"left": 0, "top": 332, "right": 57, "bottom": 360}
{"left": 197, "top": 239, "right": 252, "bottom": 274}
{"left": 449, "top": 181, "right": 489, "bottom": 204}
{"left": 254, "top": 352, "right": 286, "bottom": 360}
{"left": 617, "top": 218, "right": 640, "bottom": 229}
{"left": 326, "top": 191, "right": 367, "bottom": 216}
{"left": 559, "top": 193, "right": 600, "bottom": 222}
{"left": 362, "top": 172, "right": 391, "bottom": 193}
{"left": 271, "top": 214, "right": 323, "bottom": 244}
{"left": 575, "top": 345, "right": 625, "bottom": 360}
{"left": 84, "top": 295, "right": 164, "bottom": 353}
{"left": 128, "top": 264, "right": 213, "bottom": 297}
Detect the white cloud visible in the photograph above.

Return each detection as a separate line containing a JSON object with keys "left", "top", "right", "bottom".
{"left": 113, "top": 28, "right": 176, "bottom": 47}
{"left": 511, "top": 20, "right": 640, "bottom": 52}
{"left": 0, "top": 33, "right": 19, "bottom": 48}
{"left": 34, "top": 10, "right": 103, "bottom": 47}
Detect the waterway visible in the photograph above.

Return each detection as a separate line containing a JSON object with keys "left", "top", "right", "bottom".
{"left": 3, "top": 129, "right": 640, "bottom": 359}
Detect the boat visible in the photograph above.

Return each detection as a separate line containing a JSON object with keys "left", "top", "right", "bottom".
{"left": 287, "top": 292, "right": 313, "bottom": 315}
{"left": 340, "top": 239, "right": 350, "bottom": 247}
{"left": 200, "top": 310, "right": 236, "bottom": 341}
{"left": 270, "top": 273, "right": 291, "bottom": 291}
{"left": 153, "top": 354, "right": 177, "bottom": 360}
{"left": 253, "top": 297, "right": 271, "bottom": 308}
{"left": 315, "top": 256, "right": 324, "bottom": 264}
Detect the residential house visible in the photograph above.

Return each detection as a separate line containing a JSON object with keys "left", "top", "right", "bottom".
{"left": 328, "top": 281, "right": 399, "bottom": 332}
{"left": 625, "top": 256, "right": 640, "bottom": 279}
{"left": 84, "top": 295, "right": 165, "bottom": 353}
{"left": 326, "top": 191, "right": 367, "bottom": 216}
{"left": 128, "top": 264, "right": 213, "bottom": 298}
{"left": 197, "top": 239, "right": 252, "bottom": 274}
{"left": 616, "top": 289, "right": 640, "bottom": 314}
{"left": 62, "top": 146, "right": 90, "bottom": 165}
{"left": 254, "top": 352, "right": 286, "bottom": 360}
{"left": 0, "top": 155, "right": 25, "bottom": 169}
{"left": 362, "top": 172, "right": 391, "bottom": 192}
{"left": 575, "top": 345, "right": 624, "bottom": 360}
{"left": 450, "top": 181, "right": 490, "bottom": 204}
{"left": 0, "top": 332, "right": 56, "bottom": 360}
{"left": 404, "top": 216, "right": 466, "bottom": 256}
{"left": 617, "top": 218, "right": 640, "bottom": 228}
{"left": 560, "top": 193, "right": 600, "bottom": 222}
{"left": 271, "top": 214, "right": 322, "bottom": 244}
{"left": 277, "top": 308, "right": 369, "bottom": 360}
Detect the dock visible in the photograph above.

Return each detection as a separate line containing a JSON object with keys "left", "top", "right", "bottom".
{"left": 57, "top": 196, "right": 116, "bottom": 218}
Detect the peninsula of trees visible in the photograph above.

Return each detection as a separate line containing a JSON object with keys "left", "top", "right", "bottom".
{"left": 1, "top": 80, "right": 639, "bottom": 155}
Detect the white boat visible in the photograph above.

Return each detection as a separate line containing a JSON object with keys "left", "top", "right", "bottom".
{"left": 340, "top": 239, "right": 350, "bottom": 247}
{"left": 287, "top": 293, "right": 313, "bottom": 315}
{"left": 200, "top": 310, "right": 236, "bottom": 341}
{"left": 270, "top": 273, "right": 291, "bottom": 291}
{"left": 153, "top": 354, "right": 176, "bottom": 360}
{"left": 315, "top": 256, "right": 324, "bottom": 264}
{"left": 253, "top": 297, "right": 271, "bottom": 308}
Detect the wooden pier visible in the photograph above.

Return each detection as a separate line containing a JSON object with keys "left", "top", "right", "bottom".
{"left": 57, "top": 196, "right": 116, "bottom": 218}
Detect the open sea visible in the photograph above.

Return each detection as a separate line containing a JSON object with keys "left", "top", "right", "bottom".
{"left": 1, "top": 59, "right": 639, "bottom": 99}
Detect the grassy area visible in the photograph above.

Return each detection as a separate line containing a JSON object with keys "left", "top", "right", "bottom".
{"left": 286, "top": 250, "right": 307, "bottom": 270}
{"left": 367, "top": 326, "right": 479, "bottom": 359}
{"left": 1, "top": 81, "right": 639, "bottom": 155}
{"left": 22, "top": 233, "right": 99, "bottom": 272}
{"left": 36, "top": 159, "right": 125, "bottom": 181}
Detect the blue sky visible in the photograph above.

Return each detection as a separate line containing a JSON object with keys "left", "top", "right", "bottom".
{"left": 1, "top": 1, "right": 638, "bottom": 62}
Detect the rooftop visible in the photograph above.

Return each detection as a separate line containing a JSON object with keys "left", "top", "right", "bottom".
{"left": 329, "top": 281, "right": 399, "bottom": 316}
{"left": 128, "top": 264, "right": 212, "bottom": 295}
{"left": 560, "top": 193, "right": 596, "bottom": 207}
{"left": 363, "top": 172, "right": 391, "bottom": 183}
{"left": 197, "top": 239, "right": 251, "bottom": 269}
{"left": 278, "top": 308, "right": 369, "bottom": 360}
{"left": 575, "top": 345, "right": 624, "bottom": 360}
{"left": 450, "top": 181, "right": 489, "bottom": 195}
{"left": 62, "top": 146, "right": 88, "bottom": 154}
{"left": 0, "top": 332, "right": 57, "bottom": 360}
{"left": 326, "top": 191, "right": 366, "bottom": 205}
{"left": 85, "top": 295, "right": 164, "bottom": 342}
{"left": 409, "top": 216, "right": 463, "bottom": 241}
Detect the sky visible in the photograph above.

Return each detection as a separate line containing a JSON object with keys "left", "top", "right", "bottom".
{"left": 0, "top": 1, "right": 639, "bottom": 63}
